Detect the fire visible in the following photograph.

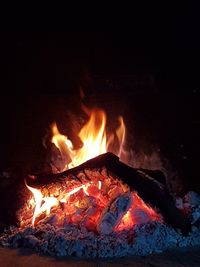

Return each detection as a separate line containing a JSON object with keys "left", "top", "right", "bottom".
{"left": 21, "top": 107, "right": 162, "bottom": 231}
{"left": 24, "top": 177, "right": 161, "bottom": 229}
{"left": 51, "top": 123, "right": 74, "bottom": 165}
{"left": 51, "top": 109, "right": 125, "bottom": 171}
{"left": 115, "top": 192, "right": 161, "bottom": 231}
{"left": 26, "top": 182, "right": 59, "bottom": 226}
{"left": 116, "top": 116, "right": 126, "bottom": 158}
{"left": 25, "top": 183, "right": 43, "bottom": 226}
{"left": 25, "top": 181, "right": 92, "bottom": 226}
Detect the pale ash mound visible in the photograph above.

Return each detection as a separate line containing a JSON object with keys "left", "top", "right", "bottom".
{"left": 0, "top": 191, "right": 200, "bottom": 258}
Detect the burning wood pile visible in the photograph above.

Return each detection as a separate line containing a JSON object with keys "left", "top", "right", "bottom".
{"left": 18, "top": 158, "right": 162, "bottom": 234}
{"left": 1, "top": 107, "right": 200, "bottom": 258}
{"left": 17, "top": 152, "right": 189, "bottom": 234}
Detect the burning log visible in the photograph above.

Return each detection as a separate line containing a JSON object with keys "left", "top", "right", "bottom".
{"left": 97, "top": 192, "right": 132, "bottom": 235}
{"left": 26, "top": 152, "right": 191, "bottom": 234}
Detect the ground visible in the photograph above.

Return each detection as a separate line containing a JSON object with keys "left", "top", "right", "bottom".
{"left": 0, "top": 247, "right": 200, "bottom": 267}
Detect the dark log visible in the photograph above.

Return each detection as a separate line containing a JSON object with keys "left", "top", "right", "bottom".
{"left": 26, "top": 152, "right": 191, "bottom": 234}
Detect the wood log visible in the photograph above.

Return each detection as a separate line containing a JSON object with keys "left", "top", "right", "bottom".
{"left": 97, "top": 192, "right": 132, "bottom": 235}
{"left": 26, "top": 152, "right": 191, "bottom": 234}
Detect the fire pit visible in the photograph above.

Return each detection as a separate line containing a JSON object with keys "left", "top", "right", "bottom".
{"left": 0, "top": 106, "right": 200, "bottom": 258}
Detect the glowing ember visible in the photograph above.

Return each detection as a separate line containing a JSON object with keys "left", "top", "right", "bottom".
{"left": 23, "top": 170, "right": 162, "bottom": 230}
{"left": 116, "top": 192, "right": 161, "bottom": 231}
{"left": 51, "top": 109, "right": 125, "bottom": 171}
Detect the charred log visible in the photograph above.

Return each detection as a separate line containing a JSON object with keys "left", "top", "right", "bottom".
{"left": 26, "top": 152, "right": 191, "bottom": 234}
{"left": 97, "top": 192, "right": 132, "bottom": 235}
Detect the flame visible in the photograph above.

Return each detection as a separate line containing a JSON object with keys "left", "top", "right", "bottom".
{"left": 51, "top": 109, "right": 126, "bottom": 171}
{"left": 98, "top": 181, "right": 102, "bottom": 190}
{"left": 26, "top": 187, "right": 59, "bottom": 226}
{"left": 24, "top": 171, "right": 162, "bottom": 229}
{"left": 25, "top": 180, "right": 93, "bottom": 226}
{"left": 24, "top": 179, "right": 162, "bottom": 229}
{"left": 116, "top": 116, "right": 126, "bottom": 158}
{"left": 51, "top": 123, "right": 74, "bottom": 159}
{"left": 22, "top": 105, "right": 163, "bottom": 231}
{"left": 20, "top": 104, "right": 163, "bottom": 230}
{"left": 25, "top": 183, "right": 43, "bottom": 226}
{"left": 69, "top": 109, "right": 107, "bottom": 168}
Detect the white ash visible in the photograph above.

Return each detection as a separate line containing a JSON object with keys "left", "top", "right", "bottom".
{"left": 97, "top": 192, "right": 132, "bottom": 235}
{"left": 1, "top": 192, "right": 200, "bottom": 258}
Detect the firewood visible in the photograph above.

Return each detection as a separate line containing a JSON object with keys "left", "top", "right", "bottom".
{"left": 97, "top": 192, "right": 132, "bottom": 235}
{"left": 26, "top": 152, "right": 191, "bottom": 234}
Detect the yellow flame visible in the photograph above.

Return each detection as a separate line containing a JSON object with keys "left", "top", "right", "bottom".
{"left": 25, "top": 183, "right": 43, "bottom": 226}
{"left": 98, "top": 181, "right": 102, "bottom": 190}
{"left": 51, "top": 123, "right": 74, "bottom": 157}
{"left": 51, "top": 109, "right": 125, "bottom": 171}
{"left": 25, "top": 181, "right": 58, "bottom": 226}
{"left": 69, "top": 109, "right": 107, "bottom": 168}
{"left": 25, "top": 180, "right": 92, "bottom": 226}
{"left": 116, "top": 116, "right": 126, "bottom": 158}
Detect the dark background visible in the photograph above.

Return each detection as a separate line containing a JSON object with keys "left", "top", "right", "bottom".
{"left": 0, "top": 16, "right": 200, "bottom": 192}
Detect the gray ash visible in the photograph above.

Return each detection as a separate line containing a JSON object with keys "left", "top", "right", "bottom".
{"left": 1, "top": 197, "right": 200, "bottom": 258}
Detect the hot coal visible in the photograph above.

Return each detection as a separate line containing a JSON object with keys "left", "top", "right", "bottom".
{"left": 25, "top": 153, "right": 191, "bottom": 234}
{"left": 97, "top": 192, "right": 132, "bottom": 235}
{"left": 0, "top": 154, "right": 198, "bottom": 258}
{"left": 1, "top": 180, "right": 200, "bottom": 258}
{"left": 1, "top": 167, "right": 200, "bottom": 258}
{"left": 18, "top": 166, "right": 162, "bottom": 234}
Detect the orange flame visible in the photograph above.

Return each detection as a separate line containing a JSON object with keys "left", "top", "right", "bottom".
{"left": 51, "top": 123, "right": 74, "bottom": 159}
{"left": 51, "top": 109, "right": 126, "bottom": 171}
{"left": 25, "top": 180, "right": 93, "bottom": 226}
{"left": 116, "top": 116, "right": 126, "bottom": 158}
{"left": 26, "top": 183, "right": 59, "bottom": 226}
{"left": 22, "top": 107, "right": 162, "bottom": 230}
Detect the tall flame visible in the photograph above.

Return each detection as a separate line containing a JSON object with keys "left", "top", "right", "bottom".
{"left": 116, "top": 116, "right": 126, "bottom": 158}
{"left": 51, "top": 109, "right": 125, "bottom": 171}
